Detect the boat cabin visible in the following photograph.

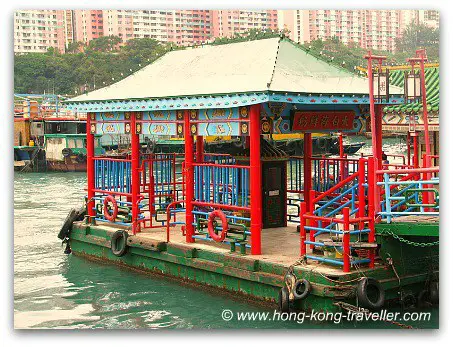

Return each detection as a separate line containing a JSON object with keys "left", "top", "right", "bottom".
{"left": 65, "top": 38, "right": 438, "bottom": 273}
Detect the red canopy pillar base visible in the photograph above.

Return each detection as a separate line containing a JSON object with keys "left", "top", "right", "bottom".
{"left": 249, "top": 104, "right": 262, "bottom": 255}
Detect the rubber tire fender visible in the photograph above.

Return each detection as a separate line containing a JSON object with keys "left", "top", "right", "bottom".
{"left": 58, "top": 206, "right": 86, "bottom": 240}
{"left": 233, "top": 137, "right": 244, "bottom": 148}
{"left": 76, "top": 153, "right": 86, "bottom": 163}
{"left": 207, "top": 210, "right": 228, "bottom": 242}
{"left": 62, "top": 148, "right": 73, "bottom": 157}
{"left": 292, "top": 278, "right": 311, "bottom": 301}
{"left": 356, "top": 277, "right": 385, "bottom": 310}
{"left": 278, "top": 286, "right": 290, "bottom": 313}
{"left": 111, "top": 230, "right": 128, "bottom": 257}
{"left": 429, "top": 281, "right": 439, "bottom": 305}
{"left": 417, "top": 289, "right": 432, "bottom": 308}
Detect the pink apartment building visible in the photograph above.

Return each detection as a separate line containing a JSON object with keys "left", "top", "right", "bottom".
{"left": 280, "top": 10, "right": 439, "bottom": 53}
{"left": 14, "top": 10, "right": 66, "bottom": 53}
{"left": 73, "top": 10, "right": 104, "bottom": 44}
{"left": 212, "top": 10, "right": 278, "bottom": 38}
{"left": 14, "top": 10, "right": 439, "bottom": 54}
{"left": 100, "top": 10, "right": 212, "bottom": 46}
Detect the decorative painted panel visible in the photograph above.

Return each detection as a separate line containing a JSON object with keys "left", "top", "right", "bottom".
{"left": 262, "top": 102, "right": 368, "bottom": 134}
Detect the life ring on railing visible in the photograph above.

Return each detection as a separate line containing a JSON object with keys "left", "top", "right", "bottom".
{"left": 207, "top": 210, "right": 228, "bottom": 242}
{"left": 103, "top": 195, "right": 118, "bottom": 222}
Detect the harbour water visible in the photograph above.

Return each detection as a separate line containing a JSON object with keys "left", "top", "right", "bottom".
{"left": 13, "top": 136, "right": 438, "bottom": 329}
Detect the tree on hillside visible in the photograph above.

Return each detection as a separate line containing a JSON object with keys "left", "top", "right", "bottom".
{"left": 87, "top": 35, "right": 122, "bottom": 53}
{"left": 66, "top": 41, "right": 85, "bottom": 54}
{"left": 119, "top": 38, "right": 169, "bottom": 66}
{"left": 302, "top": 37, "right": 391, "bottom": 73}
{"left": 395, "top": 21, "right": 439, "bottom": 61}
{"left": 210, "top": 28, "right": 288, "bottom": 45}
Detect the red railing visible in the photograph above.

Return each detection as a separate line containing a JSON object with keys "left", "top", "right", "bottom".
{"left": 300, "top": 157, "right": 374, "bottom": 272}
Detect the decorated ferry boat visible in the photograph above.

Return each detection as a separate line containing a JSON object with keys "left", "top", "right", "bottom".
{"left": 58, "top": 38, "right": 439, "bottom": 314}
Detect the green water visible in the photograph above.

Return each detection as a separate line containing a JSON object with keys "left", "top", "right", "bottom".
{"left": 13, "top": 137, "right": 438, "bottom": 329}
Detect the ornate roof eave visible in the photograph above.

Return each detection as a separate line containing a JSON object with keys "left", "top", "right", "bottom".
{"left": 64, "top": 92, "right": 405, "bottom": 113}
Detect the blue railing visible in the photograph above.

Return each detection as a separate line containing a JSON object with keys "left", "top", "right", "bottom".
{"left": 140, "top": 153, "right": 184, "bottom": 228}
{"left": 378, "top": 169, "right": 439, "bottom": 223}
{"left": 286, "top": 156, "right": 363, "bottom": 223}
{"left": 94, "top": 158, "right": 131, "bottom": 193}
{"left": 194, "top": 163, "right": 250, "bottom": 207}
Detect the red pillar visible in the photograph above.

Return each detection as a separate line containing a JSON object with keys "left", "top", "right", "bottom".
{"left": 365, "top": 53, "right": 381, "bottom": 214}
{"left": 342, "top": 207, "right": 351, "bottom": 273}
{"left": 131, "top": 112, "right": 141, "bottom": 234}
{"left": 86, "top": 113, "right": 95, "bottom": 219}
{"left": 367, "top": 156, "right": 376, "bottom": 268}
{"left": 376, "top": 105, "right": 383, "bottom": 171}
{"left": 338, "top": 132, "right": 344, "bottom": 157}
{"left": 249, "top": 104, "right": 262, "bottom": 255}
{"left": 184, "top": 110, "right": 195, "bottom": 243}
{"left": 413, "top": 133, "right": 419, "bottom": 169}
{"left": 196, "top": 135, "right": 203, "bottom": 163}
{"left": 406, "top": 132, "right": 411, "bottom": 167}
{"left": 303, "top": 133, "right": 312, "bottom": 208}
{"left": 358, "top": 158, "right": 366, "bottom": 224}
{"left": 417, "top": 49, "right": 431, "bottom": 159}
{"left": 299, "top": 202, "right": 307, "bottom": 256}
{"left": 366, "top": 55, "right": 379, "bottom": 165}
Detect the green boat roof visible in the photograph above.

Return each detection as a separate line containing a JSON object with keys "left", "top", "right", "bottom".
{"left": 383, "top": 67, "right": 439, "bottom": 114}
{"left": 68, "top": 37, "right": 402, "bottom": 106}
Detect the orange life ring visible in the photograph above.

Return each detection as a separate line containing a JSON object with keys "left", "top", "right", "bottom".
{"left": 207, "top": 210, "right": 228, "bottom": 242}
{"left": 103, "top": 195, "right": 118, "bottom": 222}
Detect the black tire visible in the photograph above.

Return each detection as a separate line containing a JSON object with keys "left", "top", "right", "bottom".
{"left": 278, "top": 286, "right": 290, "bottom": 312}
{"left": 75, "top": 153, "right": 86, "bottom": 163}
{"left": 357, "top": 277, "right": 385, "bottom": 310}
{"left": 111, "top": 230, "right": 128, "bottom": 257}
{"left": 233, "top": 138, "right": 243, "bottom": 148}
{"left": 417, "top": 290, "right": 432, "bottom": 308}
{"left": 58, "top": 206, "right": 86, "bottom": 240}
{"left": 402, "top": 293, "right": 416, "bottom": 310}
{"left": 62, "top": 148, "right": 73, "bottom": 157}
{"left": 429, "top": 282, "right": 439, "bottom": 305}
{"left": 292, "top": 279, "right": 311, "bottom": 301}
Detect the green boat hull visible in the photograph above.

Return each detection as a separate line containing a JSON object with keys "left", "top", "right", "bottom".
{"left": 68, "top": 221, "right": 438, "bottom": 314}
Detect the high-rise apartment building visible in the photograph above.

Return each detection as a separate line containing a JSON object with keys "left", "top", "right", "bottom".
{"left": 14, "top": 10, "right": 66, "bottom": 53}
{"left": 87, "top": 10, "right": 213, "bottom": 46}
{"left": 63, "top": 10, "right": 75, "bottom": 47}
{"left": 400, "top": 10, "right": 440, "bottom": 30}
{"left": 281, "top": 10, "right": 402, "bottom": 52}
{"left": 73, "top": 10, "right": 104, "bottom": 44}
{"left": 280, "top": 10, "right": 439, "bottom": 53}
{"left": 212, "top": 10, "right": 278, "bottom": 38}
{"left": 14, "top": 10, "right": 439, "bottom": 54}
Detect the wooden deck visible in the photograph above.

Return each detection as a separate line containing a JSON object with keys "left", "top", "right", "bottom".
{"left": 381, "top": 215, "right": 439, "bottom": 224}
{"left": 93, "top": 210, "right": 379, "bottom": 276}
{"left": 116, "top": 218, "right": 366, "bottom": 276}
